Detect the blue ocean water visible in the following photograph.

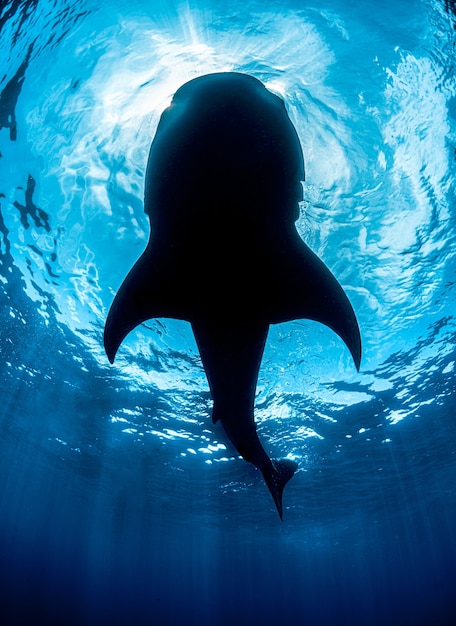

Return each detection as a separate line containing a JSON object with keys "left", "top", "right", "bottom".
{"left": 1, "top": 0, "right": 455, "bottom": 624}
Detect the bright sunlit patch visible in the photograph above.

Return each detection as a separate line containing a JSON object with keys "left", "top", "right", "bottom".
{"left": 12, "top": 4, "right": 344, "bottom": 366}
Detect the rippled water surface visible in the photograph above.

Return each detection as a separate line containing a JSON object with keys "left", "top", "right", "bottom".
{"left": 1, "top": 1, "right": 455, "bottom": 624}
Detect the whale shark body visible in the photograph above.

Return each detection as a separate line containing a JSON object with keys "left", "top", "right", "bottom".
{"left": 104, "top": 72, "right": 361, "bottom": 519}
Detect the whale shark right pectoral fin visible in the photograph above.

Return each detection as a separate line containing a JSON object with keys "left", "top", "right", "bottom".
{"left": 269, "top": 229, "right": 362, "bottom": 371}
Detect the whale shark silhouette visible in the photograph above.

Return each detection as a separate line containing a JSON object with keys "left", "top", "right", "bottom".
{"left": 104, "top": 72, "right": 361, "bottom": 519}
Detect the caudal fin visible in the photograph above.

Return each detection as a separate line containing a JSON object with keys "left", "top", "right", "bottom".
{"left": 261, "top": 459, "right": 298, "bottom": 520}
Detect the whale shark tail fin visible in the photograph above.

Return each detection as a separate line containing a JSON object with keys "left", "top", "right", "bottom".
{"left": 262, "top": 458, "right": 298, "bottom": 520}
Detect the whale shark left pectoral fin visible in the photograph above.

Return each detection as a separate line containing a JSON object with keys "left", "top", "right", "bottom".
{"left": 104, "top": 248, "right": 189, "bottom": 363}
{"left": 104, "top": 253, "right": 151, "bottom": 363}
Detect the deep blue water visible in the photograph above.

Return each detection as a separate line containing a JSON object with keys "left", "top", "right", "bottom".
{"left": 1, "top": 0, "right": 455, "bottom": 624}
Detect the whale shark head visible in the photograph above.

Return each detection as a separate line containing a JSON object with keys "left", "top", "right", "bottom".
{"left": 144, "top": 72, "right": 305, "bottom": 238}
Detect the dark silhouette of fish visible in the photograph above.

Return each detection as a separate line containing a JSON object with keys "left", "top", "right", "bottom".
{"left": 104, "top": 72, "right": 361, "bottom": 519}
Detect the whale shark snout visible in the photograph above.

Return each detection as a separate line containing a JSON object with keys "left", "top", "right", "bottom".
{"left": 104, "top": 72, "right": 361, "bottom": 519}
